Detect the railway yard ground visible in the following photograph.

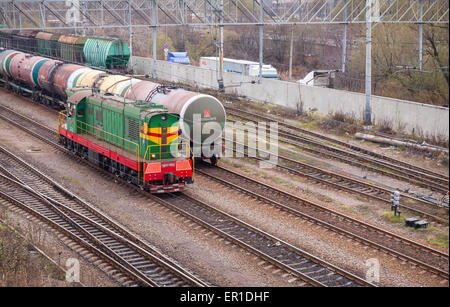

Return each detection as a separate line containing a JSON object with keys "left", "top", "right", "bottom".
{"left": 0, "top": 87, "right": 448, "bottom": 287}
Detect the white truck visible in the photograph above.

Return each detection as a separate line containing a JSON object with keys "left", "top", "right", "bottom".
{"left": 200, "top": 57, "right": 279, "bottom": 79}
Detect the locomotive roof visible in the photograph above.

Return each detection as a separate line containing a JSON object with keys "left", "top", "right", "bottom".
{"left": 68, "top": 87, "right": 169, "bottom": 118}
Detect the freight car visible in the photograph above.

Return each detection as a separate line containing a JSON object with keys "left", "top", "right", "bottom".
{"left": 59, "top": 88, "right": 193, "bottom": 192}
{"left": 0, "top": 30, "right": 130, "bottom": 70}
{"left": 36, "top": 32, "right": 61, "bottom": 58}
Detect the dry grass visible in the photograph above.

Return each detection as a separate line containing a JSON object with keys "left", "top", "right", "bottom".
{"left": 375, "top": 119, "right": 395, "bottom": 135}
{"left": 0, "top": 214, "right": 66, "bottom": 286}
{"left": 319, "top": 111, "right": 360, "bottom": 135}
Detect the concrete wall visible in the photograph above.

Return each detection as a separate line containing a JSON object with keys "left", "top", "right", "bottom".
{"left": 132, "top": 56, "right": 449, "bottom": 141}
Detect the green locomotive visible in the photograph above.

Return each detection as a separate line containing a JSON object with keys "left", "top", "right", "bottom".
{"left": 59, "top": 87, "right": 193, "bottom": 193}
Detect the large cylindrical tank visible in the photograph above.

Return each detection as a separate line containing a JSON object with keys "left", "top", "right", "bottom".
{"left": 156, "top": 90, "right": 226, "bottom": 144}
{"left": 75, "top": 69, "right": 105, "bottom": 88}
{"left": 46, "top": 64, "right": 83, "bottom": 97}
{"left": 66, "top": 67, "right": 91, "bottom": 89}
{"left": 124, "top": 80, "right": 159, "bottom": 101}
{"left": 0, "top": 50, "right": 22, "bottom": 77}
{"left": 124, "top": 80, "right": 226, "bottom": 144}
{"left": 37, "top": 59, "right": 63, "bottom": 92}
{"left": 9, "top": 53, "right": 50, "bottom": 87}
{"left": 115, "top": 78, "right": 142, "bottom": 97}
{"left": 97, "top": 75, "right": 130, "bottom": 95}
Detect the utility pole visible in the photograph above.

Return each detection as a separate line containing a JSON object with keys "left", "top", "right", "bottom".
{"left": 342, "top": 0, "right": 347, "bottom": 73}
{"left": 152, "top": 0, "right": 158, "bottom": 78}
{"left": 128, "top": 0, "right": 133, "bottom": 70}
{"left": 289, "top": 24, "right": 294, "bottom": 81}
{"left": 218, "top": 0, "right": 224, "bottom": 89}
{"left": 81, "top": 1, "right": 86, "bottom": 36}
{"left": 258, "top": 0, "right": 264, "bottom": 84}
{"left": 364, "top": 0, "right": 372, "bottom": 124}
{"left": 18, "top": 3, "right": 22, "bottom": 32}
{"left": 418, "top": 0, "right": 423, "bottom": 70}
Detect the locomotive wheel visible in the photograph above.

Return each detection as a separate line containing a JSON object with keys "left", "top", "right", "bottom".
{"left": 210, "top": 155, "right": 217, "bottom": 166}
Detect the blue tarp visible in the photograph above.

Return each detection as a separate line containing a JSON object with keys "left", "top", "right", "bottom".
{"left": 168, "top": 52, "right": 187, "bottom": 58}
{"left": 168, "top": 52, "right": 190, "bottom": 65}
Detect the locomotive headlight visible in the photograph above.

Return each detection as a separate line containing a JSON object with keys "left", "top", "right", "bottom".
{"left": 161, "top": 115, "right": 167, "bottom": 121}
{"left": 151, "top": 154, "right": 156, "bottom": 158}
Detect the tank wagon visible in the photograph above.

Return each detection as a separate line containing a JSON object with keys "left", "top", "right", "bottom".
{"left": 0, "top": 30, "right": 130, "bottom": 70}
{"left": 59, "top": 88, "right": 192, "bottom": 192}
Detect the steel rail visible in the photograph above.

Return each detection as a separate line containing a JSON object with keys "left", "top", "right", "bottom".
{"left": 151, "top": 192, "right": 374, "bottom": 287}
{"left": 196, "top": 165, "right": 449, "bottom": 279}
{"left": 0, "top": 94, "right": 446, "bottom": 284}
{"left": 0, "top": 102, "right": 374, "bottom": 287}
{"left": 228, "top": 116, "right": 449, "bottom": 194}
{"left": 226, "top": 139, "right": 449, "bottom": 225}
{"left": 0, "top": 142, "right": 208, "bottom": 287}
{"left": 0, "top": 174, "right": 156, "bottom": 287}
{"left": 225, "top": 106, "right": 449, "bottom": 182}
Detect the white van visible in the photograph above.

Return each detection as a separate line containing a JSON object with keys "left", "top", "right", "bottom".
{"left": 248, "top": 64, "right": 279, "bottom": 79}
{"left": 200, "top": 57, "right": 279, "bottom": 80}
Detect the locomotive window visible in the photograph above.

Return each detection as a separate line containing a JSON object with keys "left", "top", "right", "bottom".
{"left": 77, "top": 106, "right": 85, "bottom": 117}
{"left": 88, "top": 107, "right": 93, "bottom": 116}
{"left": 95, "top": 110, "right": 103, "bottom": 123}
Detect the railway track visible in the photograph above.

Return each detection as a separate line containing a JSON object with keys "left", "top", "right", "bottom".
{"left": 0, "top": 144, "right": 207, "bottom": 287}
{"left": 229, "top": 117, "right": 448, "bottom": 195}
{"left": 2, "top": 99, "right": 447, "bottom": 221}
{"left": 153, "top": 193, "right": 372, "bottom": 287}
{"left": 196, "top": 164, "right": 449, "bottom": 280}
{"left": 0, "top": 103, "right": 375, "bottom": 287}
{"left": 227, "top": 139, "right": 449, "bottom": 225}
{"left": 226, "top": 106, "right": 449, "bottom": 195}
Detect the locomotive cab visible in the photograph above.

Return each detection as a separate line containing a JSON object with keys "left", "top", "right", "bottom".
{"left": 141, "top": 110, "right": 194, "bottom": 190}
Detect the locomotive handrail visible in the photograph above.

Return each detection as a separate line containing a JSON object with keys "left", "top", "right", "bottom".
{"left": 75, "top": 118, "right": 142, "bottom": 182}
{"left": 57, "top": 110, "right": 67, "bottom": 140}
{"left": 143, "top": 141, "right": 190, "bottom": 162}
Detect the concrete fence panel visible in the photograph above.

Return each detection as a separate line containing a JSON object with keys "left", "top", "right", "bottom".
{"left": 131, "top": 56, "right": 449, "bottom": 141}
